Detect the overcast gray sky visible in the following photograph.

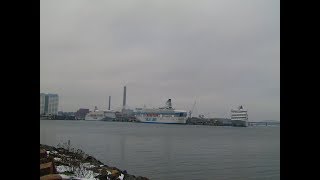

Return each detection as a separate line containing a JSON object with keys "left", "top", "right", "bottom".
{"left": 40, "top": 0, "right": 279, "bottom": 121}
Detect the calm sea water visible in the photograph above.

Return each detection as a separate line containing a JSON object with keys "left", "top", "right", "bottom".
{"left": 40, "top": 120, "right": 280, "bottom": 180}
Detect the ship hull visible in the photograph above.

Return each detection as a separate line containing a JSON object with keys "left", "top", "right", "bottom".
{"left": 85, "top": 112, "right": 116, "bottom": 121}
{"left": 136, "top": 116, "right": 187, "bottom": 124}
{"left": 101, "top": 116, "right": 116, "bottom": 121}
{"left": 84, "top": 117, "right": 104, "bottom": 121}
{"left": 231, "top": 120, "right": 248, "bottom": 127}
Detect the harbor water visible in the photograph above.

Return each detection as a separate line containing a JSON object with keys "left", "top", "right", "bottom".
{"left": 40, "top": 120, "right": 280, "bottom": 180}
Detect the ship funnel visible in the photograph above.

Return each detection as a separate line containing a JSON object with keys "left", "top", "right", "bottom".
{"left": 108, "top": 96, "right": 111, "bottom": 110}
{"left": 166, "top": 99, "right": 172, "bottom": 109}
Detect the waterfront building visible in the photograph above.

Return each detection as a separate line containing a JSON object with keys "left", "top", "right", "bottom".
{"left": 40, "top": 93, "right": 59, "bottom": 115}
{"left": 75, "top": 108, "right": 90, "bottom": 120}
{"left": 40, "top": 93, "right": 46, "bottom": 115}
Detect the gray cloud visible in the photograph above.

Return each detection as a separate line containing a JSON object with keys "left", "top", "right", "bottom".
{"left": 41, "top": 0, "right": 280, "bottom": 121}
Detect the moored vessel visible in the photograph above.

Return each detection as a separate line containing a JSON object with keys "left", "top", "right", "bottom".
{"left": 231, "top": 105, "right": 248, "bottom": 127}
{"left": 85, "top": 106, "right": 116, "bottom": 121}
{"left": 135, "top": 99, "right": 187, "bottom": 124}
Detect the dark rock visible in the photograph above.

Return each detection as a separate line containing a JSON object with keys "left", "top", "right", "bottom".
{"left": 40, "top": 174, "right": 62, "bottom": 180}
{"left": 124, "top": 174, "right": 136, "bottom": 180}
{"left": 99, "top": 168, "right": 112, "bottom": 176}
{"left": 84, "top": 155, "right": 104, "bottom": 166}
{"left": 95, "top": 174, "right": 109, "bottom": 180}
{"left": 85, "top": 155, "right": 94, "bottom": 161}
{"left": 110, "top": 167, "right": 121, "bottom": 172}
{"left": 97, "top": 160, "right": 104, "bottom": 165}
{"left": 107, "top": 173, "right": 119, "bottom": 180}
{"left": 40, "top": 149, "right": 47, "bottom": 158}
{"left": 40, "top": 158, "right": 51, "bottom": 164}
{"left": 40, "top": 162, "right": 56, "bottom": 176}
{"left": 136, "top": 176, "right": 149, "bottom": 180}
{"left": 88, "top": 166, "right": 102, "bottom": 173}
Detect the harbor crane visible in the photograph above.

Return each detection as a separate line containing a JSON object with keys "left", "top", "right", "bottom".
{"left": 189, "top": 101, "right": 196, "bottom": 118}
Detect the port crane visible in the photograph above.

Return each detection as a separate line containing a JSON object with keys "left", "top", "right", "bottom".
{"left": 189, "top": 101, "right": 196, "bottom": 118}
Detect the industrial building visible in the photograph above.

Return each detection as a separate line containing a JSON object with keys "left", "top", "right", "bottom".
{"left": 75, "top": 108, "right": 90, "bottom": 120}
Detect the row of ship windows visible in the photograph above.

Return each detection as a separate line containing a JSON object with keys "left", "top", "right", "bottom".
{"left": 136, "top": 113, "right": 187, "bottom": 117}
{"left": 144, "top": 117, "right": 185, "bottom": 121}
{"left": 139, "top": 114, "right": 176, "bottom": 117}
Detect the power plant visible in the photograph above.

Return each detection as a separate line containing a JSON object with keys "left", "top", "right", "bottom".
{"left": 122, "top": 86, "right": 126, "bottom": 110}
{"left": 120, "top": 85, "right": 134, "bottom": 117}
{"left": 108, "top": 96, "right": 111, "bottom": 110}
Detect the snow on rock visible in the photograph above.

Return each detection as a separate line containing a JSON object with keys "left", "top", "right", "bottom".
{"left": 54, "top": 157, "right": 61, "bottom": 161}
{"left": 57, "top": 164, "right": 100, "bottom": 179}
{"left": 82, "top": 162, "right": 95, "bottom": 168}
{"left": 56, "top": 165, "right": 72, "bottom": 173}
{"left": 118, "top": 173, "right": 124, "bottom": 180}
{"left": 52, "top": 151, "right": 58, "bottom": 154}
{"left": 75, "top": 169, "right": 98, "bottom": 179}
{"left": 58, "top": 165, "right": 99, "bottom": 179}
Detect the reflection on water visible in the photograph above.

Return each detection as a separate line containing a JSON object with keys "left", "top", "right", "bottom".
{"left": 120, "top": 135, "right": 126, "bottom": 168}
{"left": 164, "top": 135, "right": 172, "bottom": 173}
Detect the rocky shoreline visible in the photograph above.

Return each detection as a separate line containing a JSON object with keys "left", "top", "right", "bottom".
{"left": 40, "top": 144, "right": 149, "bottom": 180}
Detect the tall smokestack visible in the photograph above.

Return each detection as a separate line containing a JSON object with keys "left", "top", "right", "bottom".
{"left": 123, "top": 86, "right": 126, "bottom": 109}
{"left": 108, "top": 96, "right": 111, "bottom": 110}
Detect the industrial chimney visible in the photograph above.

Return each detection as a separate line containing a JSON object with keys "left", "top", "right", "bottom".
{"left": 123, "top": 86, "right": 126, "bottom": 109}
{"left": 108, "top": 96, "right": 111, "bottom": 110}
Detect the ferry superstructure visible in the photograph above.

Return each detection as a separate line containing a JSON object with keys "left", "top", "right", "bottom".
{"left": 135, "top": 99, "right": 187, "bottom": 124}
{"left": 231, "top": 105, "right": 248, "bottom": 127}
{"left": 85, "top": 106, "right": 116, "bottom": 121}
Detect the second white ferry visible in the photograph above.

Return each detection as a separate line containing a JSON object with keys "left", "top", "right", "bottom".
{"left": 231, "top": 105, "right": 248, "bottom": 127}
{"left": 85, "top": 106, "right": 116, "bottom": 121}
{"left": 135, "top": 99, "right": 188, "bottom": 124}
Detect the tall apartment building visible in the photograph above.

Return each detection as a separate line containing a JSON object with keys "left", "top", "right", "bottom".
{"left": 40, "top": 93, "right": 46, "bottom": 115}
{"left": 40, "top": 93, "right": 59, "bottom": 115}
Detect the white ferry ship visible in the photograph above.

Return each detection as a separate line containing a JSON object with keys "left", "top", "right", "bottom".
{"left": 85, "top": 106, "right": 116, "bottom": 121}
{"left": 135, "top": 99, "right": 187, "bottom": 124}
{"left": 231, "top": 105, "right": 248, "bottom": 127}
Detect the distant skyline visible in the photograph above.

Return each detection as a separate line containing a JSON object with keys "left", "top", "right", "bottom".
{"left": 41, "top": 0, "right": 280, "bottom": 121}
